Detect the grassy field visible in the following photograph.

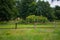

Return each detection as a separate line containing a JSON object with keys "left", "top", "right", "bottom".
{"left": 0, "top": 22, "right": 60, "bottom": 40}
{"left": 0, "top": 21, "right": 60, "bottom": 28}
{"left": 0, "top": 24, "right": 60, "bottom": 29}
{"left": 0, "top": 28, "right": 60, "bottom": 40}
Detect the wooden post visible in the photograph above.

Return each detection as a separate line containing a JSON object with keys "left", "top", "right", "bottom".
{"left": 15, "top": 17, "right": 19, "bottom": 29}
{"left": 34, "top": 22, "right": 36, "bottom": 29}
{"left": 53, "top": 20, "right": 57, "bottom": 33}
{"left": 15, "top": 22, "right": 17, "bottom": 29}
{"left": 54, "top": 21, "right": 56, "bottom": 28}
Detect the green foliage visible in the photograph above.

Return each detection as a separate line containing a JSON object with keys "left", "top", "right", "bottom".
{"left": 0, "top": 0, "right": 60, "bottom": 22}
{"left": 0, "top": 0, "right": 18, "bottom": 21}
{"left": 17, "top": 0, "right": 36, "bottom": 19}
{"left": 26, "top": 15, "right": 36, "bottom": 23}
{"left": 26, "top": 15, "right": 48, "bottom": 23}
{"left": 37, "top": 16, "right": 49, "bottom": 23}
{"left": 55, "top": 6, "right": 60, "bottom": 20}
{"left": 18, "top": 19, "right": 26, "bottom": 24}
{"left": 17, "top": 0, "right": 56, "bottom": 21}
{"left": 36, "top": 0, "right": 55, "bottom": 21}
{"left": 0, "top": 21, "right": 8, "bottom": 24}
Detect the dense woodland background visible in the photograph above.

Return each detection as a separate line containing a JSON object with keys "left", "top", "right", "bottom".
{"left": 0, "top": 0, "right": 60, "bottom": 23}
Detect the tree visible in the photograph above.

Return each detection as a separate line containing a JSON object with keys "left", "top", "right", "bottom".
{"left": 26, "top": 15, "right": 48, "bottom": 23}
{"left": 17, "top": 0, "right": 36, "bottom": 19}
{"left": 0, "top": 0, "right": 17, "bottom": 21}
{"left": 36, "top": 0, "right": 55, "bottom": 21}
{"left": 54, "top": 6, "right": 60, "bottom": 20}
{"left": 16, "top": 0, "right": 56, "bottom": 21}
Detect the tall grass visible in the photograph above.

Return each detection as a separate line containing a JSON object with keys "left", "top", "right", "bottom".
{"left": 0, "top": 28, "right": 60, "bottom": 40}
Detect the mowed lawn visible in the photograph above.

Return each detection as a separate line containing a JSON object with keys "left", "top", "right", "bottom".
{"left": 0, "top": 24, "right": 56, "bottom": 28}
{"left": 0, "top": 21, "right": 60, "bottom": 28}
{"left": 0, "top": 24, "right": 60, "bottom": 28}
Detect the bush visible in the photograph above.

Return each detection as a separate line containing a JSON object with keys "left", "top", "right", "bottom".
{"left": 26, "top": 15, "right": 36, "bottom": 23}
{"left": 38, "top": 16, "right": 48, "bottom": 23}
{"left": 0, "top": 21, "right": 8, "bottom": 25}
{"left": 18, "top": 18, "right": 27, "bottom": 24}
{"left": 26, "top": 15, "right": 48, "bottom": 23}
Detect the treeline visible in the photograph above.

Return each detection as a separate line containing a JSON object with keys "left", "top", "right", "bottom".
{"left": 0, "top": 0, "right": 60, "bottom": 22}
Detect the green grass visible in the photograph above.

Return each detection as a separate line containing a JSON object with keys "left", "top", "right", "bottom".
{"left": 0, "top": 24, "right": 59, "bottom": 28}
{"left": 0, "top": 21, "right": 60, "bottom": 28}
{"left": 0, "top": 24, "right": 60, "bottom": 28}
{"left": 0, "top": 21, "right": 60, "bottom": 40}
{"left": 0, "top": 28, "right": 60, "bottom": 40}
{"left": 0, "top": 24, "right": 15, "bottom": 28}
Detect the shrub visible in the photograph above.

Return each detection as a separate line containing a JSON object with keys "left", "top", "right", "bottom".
{"left": 26, "top": 15, "right": 48, "bottom": 23}
{"left": 38, "top": 16, "right": 48, "bottom": 23}
{"left": 0, "top": 21, "right": 8, "bottom": 25}
{"left": 18, "top": 19, "right": 25, "bottom": 24}
{"left": 26, "top": 15, "right": 37, "bottom": 23}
